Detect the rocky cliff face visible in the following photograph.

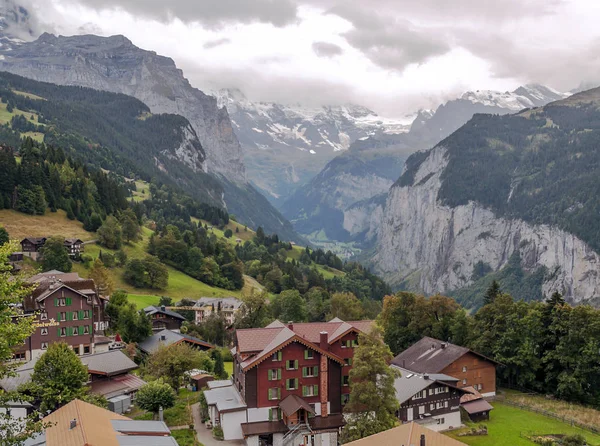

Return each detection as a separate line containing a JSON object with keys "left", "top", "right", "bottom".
{"left": 0, "top": 33, "right": 246, "bottom": 181}
{"left": 372, "top": 146, "right": 600, "bottom": 304}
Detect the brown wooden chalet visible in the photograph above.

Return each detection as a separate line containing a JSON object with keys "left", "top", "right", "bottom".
{"left": 143, "top": 305, "right": 186, "bottom": 331}
{"left": 64, "top": 238, "right": 84, "bottom": 257}
{"left": 392, "top": 337, "right": 499, "bottom": 397}
{"left": 20, "top": 237, "right": 46, "bottom": 260}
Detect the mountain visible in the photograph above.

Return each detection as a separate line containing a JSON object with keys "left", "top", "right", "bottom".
{"left": 371, "top": 88, "right": 600, "bottom": 307}
{"left": 409, "top": 84, "right": 569, "bottom": 145}
{"left": 281, "top": 134, "right": 414, "bottom": 251}
{"left": 281, "top": 84, "right": 569, "bottom": 250}
{"left": 213, "top": 88, "right": 411, "bottom": 205}
{"left": 0, "top": 9, "right": 304, "bottom": 242}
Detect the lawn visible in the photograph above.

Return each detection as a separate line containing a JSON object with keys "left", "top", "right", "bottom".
{"left": 13, "top": 89, "right": 46, "bottom": 101}
{"left": 171, "top": 429, "right": 202, "bottom": 446}
{"left": 131, "top": 179, "right": 151, "bottom": 202}
{"left": 224, "top": 362, "right": 233, "bottom": 377}
{"left": 21, "top": 131, "right": 44, "bottom": 142}
{"left": 163, "top": 388, "right": 198, "bottom": 427}
{"left": 0, "top": 209, "right": 94, "bottom": 241}
{"left": 446, "top": 402, "right": 600, "bottom": 446}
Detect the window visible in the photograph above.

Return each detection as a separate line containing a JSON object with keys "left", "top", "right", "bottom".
{"left": 462, "top": 366, "right": 467, "bottom": 372}
{"left": 302, "top": 366, "right": 318, "bottom": 378}
{"left": 430, "top": 403, "right": 435, "bottom": 411}
{"left": 84, "top": 325, "right": 90, "bottom": 335}
{"left": 268, "top": 369, "right": 282, "bottom": 381}
{"left": 60, "top": 327, "right": 66, "bottom": 337}
{"left": 462, "top": 379, "right": 467, "bottom": 385}
{"left": 73, "top": 311, "right": 78, "bottom": 321}
{"left": 436, "top": 402, "right": 444, "bottom": 409}
{"left": 302, "top": 385, "right": 319, "bottom": 397}
{"left": 437, "top": 418, "right": 445, "bottom": 425}
{"left": 59, "top": 298, "right": 66, "bottom": 306}
{"left": 413, "top": 390, "right": 427, "bottom": 400}
{"left": 351, "top": 339, "right": 358, "bottom": 347}
{"left": 268, "top": 408, "right": 282, "bottom": 421}
{"left": 12, "top": 352, "right": 26, "bottom": 361}
{"left": 272, "top": 351, "right": 282, "bottom": 362}
{"left": 444, "top": 401, "right": 448, "bottom": 408}
{"left": 84, "top": 310, "right": 91, "bottom": 319}
{"left": 286, "top": 378, "right": 299, "bottom": 390}
{"left": 268, "top": 388, "right": 281, "bottom": 400}
{"left": 83, "top": 345, "right": 91, "bottom": 354}
{"left": 341, "top": 394, "right": 350, "bottom": 405}
{"left": 429, "top": 388, "right": 433, "bottom": 396}
{"left": 344, "top": 358, "right": 353, "bottom": 367}
{"left": 73, "top": 327, "right": 79, "bottom": 336}
{"left": 40, "top": 312, "right": 48, "bottom": 321}
{"left": 419, "top": 405, "right": 425, "bottom": 415}
{"left": 41, "top": 342, "right": 49, "bottom": 350}
{"left": 435, "top": 386, "right": 449, "bottom": 394}
{"left": 286, "top": 359, "right": 298, "bottom": 370}
{"left": 304, "top": 349, "right": 314, "bottom": 359}
{"left": 342, "top": 375, "right": 349, "bottom": 386}
{"left": 40, "top": 328, "right": 48, "bottom": 336}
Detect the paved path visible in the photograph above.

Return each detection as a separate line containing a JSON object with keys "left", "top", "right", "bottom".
{"left": 192, "top": 403, "right": 245, "bottom": 446}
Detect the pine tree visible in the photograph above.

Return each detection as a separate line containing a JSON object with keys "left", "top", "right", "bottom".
{"left": 484, "top": 280, "right": 501, "bottom": 305}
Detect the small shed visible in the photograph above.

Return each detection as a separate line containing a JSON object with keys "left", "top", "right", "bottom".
{"left": 190, "top": 373, "right": 214, "bottom": 391}
{"left": 460, "top": 386, "right": 494, "bottom": 422}
{"left": 108, "top": 394, "right": 131, "bottom": 414}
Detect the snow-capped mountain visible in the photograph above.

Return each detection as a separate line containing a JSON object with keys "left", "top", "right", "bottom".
{"left": 461, "top": 84, "right": 568, "bottom": 110}
{"left": 211, "top": 88, "right": 412, "bottom": 204}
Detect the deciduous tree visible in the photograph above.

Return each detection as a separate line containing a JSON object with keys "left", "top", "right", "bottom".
{"left": 145, "top": 343, "right": 214, "bottom": 389}
{"left": 136, "top": 379, "right": 176, "bottom": 417}
{"left": 40, "top": 236, "right": 72, "bottom": 272}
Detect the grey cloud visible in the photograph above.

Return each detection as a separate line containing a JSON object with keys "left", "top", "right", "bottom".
{"left": 203, "top": 38, "right": 231, "bottom": 50}
{"left": 71, "top": 0, "right": 299, "bottom": 27}
{"left": 329, "top": 4, "right": 450, "bottom": 70}
{"left": 312, "top": 41, "right": 343, "bottom": 58}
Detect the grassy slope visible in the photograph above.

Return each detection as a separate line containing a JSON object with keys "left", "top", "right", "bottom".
{"left": 446, "top": 402, "right": 600, "bottom": 446}
{"left": 0, "top": 209, "right": 94, "bottom": 241}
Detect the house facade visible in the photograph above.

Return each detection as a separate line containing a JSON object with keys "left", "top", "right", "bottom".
{"left": 14, "top": 271, "right": 110, "bottom": 361}
{"left": 392, "top": 366, "right": 465, "bottom": 432}
{"left": 143, "top": 305, "right": 186, "bottom": 331}
{"left": 193, "top": 297, "right": 243, "bottom": 325}
{"left": 205, "top": 318, "right": 372, "bottom": 446}
{"left": 391, "top": 337, "right": 498, "bottom": 397}
{"left": 20, "top": 237, "right": 46, "bottom": 260}
{"left": 64, "top": 238, "right": 84, "bottom": 257}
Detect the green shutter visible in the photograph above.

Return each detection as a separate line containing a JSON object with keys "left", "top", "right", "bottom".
{"left": 314, "top": 366, "right": 319, "bottom": 377}
{"left": 302, "top": 386, "right": 307, "bottom": 397}
{"left": 268, "top": 408, "right": 273, "bottom": 421}
{"left": 302, "top": 367, "right": 307, "bottom": 378}
{"left": 57, "top": 327, "right": 61, "bottom": 337}
{"left": 314, "top": 385, "right": 318, "bottom": 396}
{"left": 79, "top": 326, "right": 84, "bottom": 335}
{"left": 79, "top": 310, "right": 84, "bottom": 320}
{"left": 277, "top": 369, "right": 281, "bottom": 380}
{"left": 295, "top": 378, "right": 298, "bottom": 390}
{"left": 268, "top": 370, "right": 272, "bottom": 381}
{"left": 277, "top": 351, "right": 282, "bottom": 361}
{"left": 294, "top": 359, "right": 298, "bottom": 370}
{"left": 304, "top": 350, "right": 308, "bottom": 360}
{"left": 286, "top": 379, "right": 290, "bottom": 390}
{"left": 349, "top": 358, "right": 353, "bottom": 366}
{"left": 268, "top": 389, "right": 272, "bottom": 400}
{"left": 54, "top": 298, "right": 58, "bottom": 307}
{"left": 56, "top": 313, "right": 61, "bottom": 322}
{"left": 66, "top": 298, "right": 72, "bottom": 306}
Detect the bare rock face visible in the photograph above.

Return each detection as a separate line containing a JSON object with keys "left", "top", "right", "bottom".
{"left": 372, "top": 146, "right": 600, "bottom": 303}
{"left": 0, "top": 33, "right": 246, "bottom": 181}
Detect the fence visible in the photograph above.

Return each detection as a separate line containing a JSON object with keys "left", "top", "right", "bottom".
{"left": 496, "top": 393, "right": 600, "bottom": 436}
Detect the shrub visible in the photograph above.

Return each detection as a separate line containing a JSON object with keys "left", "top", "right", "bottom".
{"left": 212, "top": 426, "right": 224, "bottom": 440}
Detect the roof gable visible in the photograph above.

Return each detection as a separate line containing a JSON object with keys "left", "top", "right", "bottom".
{"left": 391, "top": 337, "right": 497, "bottom": 373}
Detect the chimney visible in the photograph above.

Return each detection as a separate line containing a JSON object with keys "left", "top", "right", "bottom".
{"left": 320, "top": 331, "right": 328, "bottom": 351}
{"left": 69, "top": 419, "right": 77, "bottom": 430}
{"left": 287, "top": 321, "right": 293, "bottom": 331}
{"left": 420, "top": 434, "right": 426, "bottom": 446}
{"left": 423, "top": 374, "right": 429, "bottom": 380}
{"left": 441, "top": 342, "right": 447, "bottom": 349}
{"left": 160, "top": 335, "right": 166, "bottom": 341}
{"left": 159, "top": 406, "right": 164, "bottom": 422}
{"left": 161, "top": 305, "right": 166, "bottom": 311}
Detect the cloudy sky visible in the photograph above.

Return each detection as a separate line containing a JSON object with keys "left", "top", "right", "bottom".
{"left": 22, "top": 0, "right": 600, "bottom": 117}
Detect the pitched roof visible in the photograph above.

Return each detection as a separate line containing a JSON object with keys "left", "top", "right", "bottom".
{"left": 236, "top": 319, "right": 372, "bottom": 371}
{"left": 81, "top": 350, "right": 138, "bottom": 376}
{"left": 0, "top": 358, "right": 38, "bottom": 392}
{"left": 194, "top": 297, "right": 243, "bottom": 309}
{"left": 89, "top": 374, "right": 147, "bottom": 399}
{"left": 137, "top": 329, "right": 213, "bottom": 354}
{"left": 391, "top": 337, "right": 498, "bottom": 373}
{"left": 143, "top": 306, "right": 186, "bottom": 321}
{"left": 42, "top": 399, "right": 175, "bottom": 446}
{"left": 343, "top": 422, "right": 468, "bottom": 446}
{"left": 392, "top": 366, "right": 464, "bottom": 404}
{"left": 279, "top": 394, "right": 315, "bottom": 417}
{"left": 462, "top": 399, "right": 494, "bottom": 415}
{"left": 460, "top": 386, "right": 483, "bottom": 404}
{"left": 24, "top": 271, "right": 98, "bottom": 312}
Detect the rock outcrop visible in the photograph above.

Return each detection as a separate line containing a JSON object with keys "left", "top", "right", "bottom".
{"left": 372, "top": 146, "right": 600, "bottom": 303}
{"left": 0, "top": 33, "right": 245, "bottom": 181}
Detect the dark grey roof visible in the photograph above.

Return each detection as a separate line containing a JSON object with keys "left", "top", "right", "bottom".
{"left": 111, "top": 420, "right": 170, "bottom": 434}
{"left": 138, "top": 329, "right": 213, "bottom": 354}
{"left": 204, "top": 383, "right": 246, "bottom": 412}
{"left": 80, "top": 350, "right": 138, "bottom": 376}
{"left": 117, "top": 436, "right": 178, "bottom": 446}
{"left": 0, "top": 358, "right": 38, "bottom": 392}
{"left": 392, "top": 365, "right": 464, "bottom": 404}
{"left": 391, "top": 337, "right": 497, "bottom": 373}
{"left": 143, "top": 306, "right": 186, "bottom": 321}
{"left": 462, "top": 399, "right": 494, "bottom": 415}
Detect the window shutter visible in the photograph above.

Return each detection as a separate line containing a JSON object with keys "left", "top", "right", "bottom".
{"left": 268, "top": 389, "right": 272, "bottom": 400}
{"left": 79, "top": 326, "right": 84, "bottom": 335}
{"left": 277, "top": 369, "right": 281, "bottom": 380}
{"left": 54, "top": 298, "right": 58, "bottom": 307}
{"left": 268, "top": 370, "right": 273, "bottom": 380}
{"left": 57, "top": 328, "right": 61, "bottom": 337}
{"left": 88, "top": 325, "right": 91, "bottom": 334}
{"left": 56, "top": 313, "right": 61, "bottom": 322}
{"left": 302, "top": 386, "right": 307, "bottom": 397}
{"left": 295, "top": 378, "right": 298, "bottom": 389}
{"left": 268, "top": 408, "right": 273, "bottom": 421}
{"left": 79, "top": 310, "right": 84, "bottom": 320}
{"left": 304, "top": 350, "right": 308, "bottom": 360}
{"left": 314, "top": 385, "right": 318, "bottom": 396}
{"left": 286, "top": 380, "right": 290, "bottom": 390}
{"left": 302, "top": 367, "right": 307, "bottom": 378}
{"left": 295, "top": 360, "right": 298, "bottom": 370}
{"left": 66, "top": 298, "right": 72, "bottom": 306}
{"left": 349, "top": 358, "right": 353, "bottom": 366}
{"left": 277, "top": 351, "right": 282, "bottom": 361}
{"left": 313, "top": 366, "right": 318, "bottom": 377}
